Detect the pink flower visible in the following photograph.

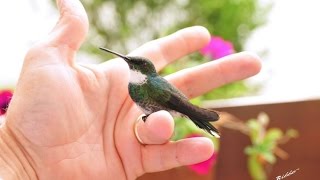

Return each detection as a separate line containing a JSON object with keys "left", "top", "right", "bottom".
{"left": 186, "top": 134, "right": 218, "bottom": 175}
{"left": 0, "top": 90, "right": 13, "bottom": 115}
{"left": 188, "top": 152, "right": 217, "bottom": 175}
{"left": 200, "top": 36, "right": 235, "bottom": 60}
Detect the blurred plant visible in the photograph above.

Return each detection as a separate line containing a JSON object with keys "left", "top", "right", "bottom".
{"left": 245, "top": 113, "right": 298, "bottom": 180}
{"left": 217, "top": 112, "right": 299, "bottom": 180}
{"left": 51, "top": 0, "right": 271, "bottom": 58}
{"left": 76, "top": 0, "right": 270, "bottom": 102}
{"left": 48, "top": 0, "right": 271, "bottom": 99}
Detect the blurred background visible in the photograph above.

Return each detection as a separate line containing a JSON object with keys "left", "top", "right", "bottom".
{"left": 0, "top": 0, "right": 319, "bottom": 179}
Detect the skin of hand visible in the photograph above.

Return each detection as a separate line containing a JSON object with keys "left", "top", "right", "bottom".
{"left": 0, "top": 0, "right": 261, "bottom": 179}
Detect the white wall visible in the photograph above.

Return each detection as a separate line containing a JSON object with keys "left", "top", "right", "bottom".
{"left": 0, "top": 0, "right": 57, "bottom": 86}
{"left": 246, "top": 0, "right": 320, "bottom": 99}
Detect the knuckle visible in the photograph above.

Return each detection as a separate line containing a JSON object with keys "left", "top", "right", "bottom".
{"left": 25, "top": 44, "right": 45, "bottom": 60}
{"left": 24, "top": 43, "right": 55, "bottom": 64}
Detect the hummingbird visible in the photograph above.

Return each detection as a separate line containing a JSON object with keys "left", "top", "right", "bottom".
{"left": 99, "top": 47, "right": 220, "bottom": 138}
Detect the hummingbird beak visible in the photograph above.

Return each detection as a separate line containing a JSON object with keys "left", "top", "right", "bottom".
{"left": 99, "top": 47, "right": 130, "bottom": 62}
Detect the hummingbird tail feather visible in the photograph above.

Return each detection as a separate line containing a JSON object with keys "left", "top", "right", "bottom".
{"left": 189, "top": 117, "right": 220, "bottom": 138}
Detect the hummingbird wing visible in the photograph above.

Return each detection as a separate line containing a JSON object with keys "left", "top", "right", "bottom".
{"left": 165, "top": 92, "right": 220, "bottom": 137}
{"left": 151, "top": 76, "right": 220, "bottom": 121}
{"left": 150, "top": 76, "right": 220, "bottom": 137}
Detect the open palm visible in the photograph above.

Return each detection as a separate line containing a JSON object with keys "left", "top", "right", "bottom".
{"left": 3, "top": 0, "right": 261, "bottom": 179}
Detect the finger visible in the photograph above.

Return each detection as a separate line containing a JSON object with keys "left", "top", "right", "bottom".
{"left": 135, "top": 111, "right": 174, "bottom": 145}
{"left": 141, "top": 137, "right": 214, "bottom": 173}
{"left": 130, "top": 26, "right": 210, "bottom": 71}
{"left": 45, "top": 0, "right": 88, "bottom": 53}
{"left": 166, "top": 52, "right": 262, "bottom": 98}
{"left": 23, "top": 0, "right": 88, "bottom": 66}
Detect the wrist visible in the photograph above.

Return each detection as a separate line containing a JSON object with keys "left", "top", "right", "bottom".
{"left": 0, "top": 124, "right": 37, "bottom": 179}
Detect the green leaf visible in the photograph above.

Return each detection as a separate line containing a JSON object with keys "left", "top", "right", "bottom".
{"left": 160, "top": 65, "right": 176, "bottom": 75}
{"left": 247, "top": 119, "right": 262, "bottom": 144}
{"left": 262, "top": 152, "right": 276, "bottom": 164}
{"left": 264, "top": 128, "right": 283, "bottom": 143}
{"left": 245, "top": 146, "right": 258, "bottom": 155}
{"left": 248, "top": 155, "right": 267, "bottom": 180}
{"left": 259, "top": 128, "right": 283, "bottom": 152}
{"left": 190, "top": 96, "right": 203, "bottom": 106}
{"left": 202, "top": 81, "right": 256, "bottom": 100}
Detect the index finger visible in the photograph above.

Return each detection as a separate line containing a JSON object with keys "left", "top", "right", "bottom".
{"left": 130, "top": 26, "right": 211, "bottom": 71}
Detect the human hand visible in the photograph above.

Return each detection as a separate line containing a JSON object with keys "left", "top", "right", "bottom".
{"left": 0, "top": 0, "right": 261, "bottom": 179}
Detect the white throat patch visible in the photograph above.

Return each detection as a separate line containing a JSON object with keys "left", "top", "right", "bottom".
{"left": 129, "top": 69, "right": 147, "bottom": 84}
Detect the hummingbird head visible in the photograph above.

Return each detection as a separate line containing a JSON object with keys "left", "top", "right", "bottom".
{"left": 123, "top": 56, "right": 157, "bottom": 75}
{"left": 99, "top": 47, "right": 157, "bottom": 84}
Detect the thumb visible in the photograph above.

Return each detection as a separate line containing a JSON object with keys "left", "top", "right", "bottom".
{"left": 45, "top": 0, "right": 88, "bottom": 52}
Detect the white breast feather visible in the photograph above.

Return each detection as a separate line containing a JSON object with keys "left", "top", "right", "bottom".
{"left": 129, "top": 70, "right": 147, "bottom": 84}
